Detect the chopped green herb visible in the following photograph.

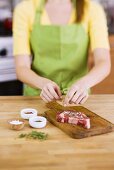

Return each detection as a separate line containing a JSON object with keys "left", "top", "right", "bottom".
{"left": 19, "top": 131, "right": 48, "bottom": 140}
{"left": 19, "top": 133, "right": 26, "bottom": 138}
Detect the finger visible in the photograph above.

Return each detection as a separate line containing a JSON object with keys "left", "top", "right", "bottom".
{"left": 43, "top": 87, "right": 55, "bottom": 100}
{"left": 47, "top": 84, "right": 60, "bottom": 99}
{"left": 64, "top": 88, "right": 77, "bottom": 105}
{"left": 40, "top": 93, "right": 48, "bottom": 103}
{"left": 41, "top": 92, "right": 52, "bottom": 102}
{"left": 75, "top": 92, "right": 86, "bottom": 104}
{"left": 55, "top": 85, "right": 62, "bottom": 98}
{"left": 68, "top": 86, "right": 79, "bottom": 101}
{"left": 80, "top": 95, "right": 89, "bottom": 104}
{"left": 70, "top": 91, "right": 82, "bottom": 104}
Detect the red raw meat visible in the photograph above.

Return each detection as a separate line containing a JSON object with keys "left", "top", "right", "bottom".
{"left": 56, "top": 110, "right": 90, "bottom": 129}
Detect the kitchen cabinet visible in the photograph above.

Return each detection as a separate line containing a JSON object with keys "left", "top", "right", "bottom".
{"left": 0, "top": 80, "right": 22, "bottom": 96}
{"left": 91, "top": 35, "right": 114, "bottom": 94}
{"left": 0, "top": 37, "right": 22, "bottom": 96}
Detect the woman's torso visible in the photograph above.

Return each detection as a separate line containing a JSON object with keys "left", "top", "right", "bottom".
{"left": 13, "top": 0, "right": 109, "bottom": 96}
{"left": 25, "top": 0, "right": 89, "bottom": 96}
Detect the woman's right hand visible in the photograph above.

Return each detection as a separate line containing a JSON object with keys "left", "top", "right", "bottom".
{"left": 40, "top": 81, "right": 62, "bottom": 103}
{"left": 14, "top": 54, "right": 62, "bottom": 101}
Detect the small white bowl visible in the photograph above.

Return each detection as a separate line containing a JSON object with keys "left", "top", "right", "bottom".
{"left": 29, "top": 116, "right": 47, "bottom": 128}
{"left": 20, "top": 108, "right": 38, "bottom": 120}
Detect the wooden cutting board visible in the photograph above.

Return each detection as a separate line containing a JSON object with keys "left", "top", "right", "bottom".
{"left": 45, "top": 101, "right": 114, "bottom": 139}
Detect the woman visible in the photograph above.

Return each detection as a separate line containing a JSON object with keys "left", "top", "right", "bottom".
{"left": 13, "top": 0, "right": 111, "bottom": 105}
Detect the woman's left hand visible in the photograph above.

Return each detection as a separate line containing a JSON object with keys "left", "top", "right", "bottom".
{"left": 64, "top": 81, "right": 89, "bottom": 105}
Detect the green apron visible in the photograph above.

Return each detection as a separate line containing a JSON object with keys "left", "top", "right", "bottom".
{"left": 24, "top": 0, "right": 89, "bottom": 96}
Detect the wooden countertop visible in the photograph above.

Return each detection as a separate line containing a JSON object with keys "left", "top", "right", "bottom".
{"left": 0, "top": 95, "right": 114, "bottom": 170}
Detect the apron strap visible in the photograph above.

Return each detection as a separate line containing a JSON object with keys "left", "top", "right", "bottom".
{"left": 34, "top": 0, "right": 46, "bottom": 24}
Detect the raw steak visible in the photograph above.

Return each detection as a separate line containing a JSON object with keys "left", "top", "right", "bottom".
{"left": 56, "top": 110, "right": 90, "bottom": 129}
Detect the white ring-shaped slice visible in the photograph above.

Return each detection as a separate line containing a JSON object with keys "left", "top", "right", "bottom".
{"left": 29, "top": 116, "right": 47, "bottom": 128}
{"left": 20, "top": 108, "right": 38, "bottom": 120}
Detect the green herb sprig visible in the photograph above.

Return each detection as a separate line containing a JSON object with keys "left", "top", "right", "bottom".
{"left": 19, "top": 131, "right": 48, "bottom": 140}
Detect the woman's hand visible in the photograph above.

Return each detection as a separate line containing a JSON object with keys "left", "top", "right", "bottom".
{"left": 40, "top": 81, "right": 62, "bottom": 103}
{"left": 64, "top": 81, "right": 89, "bottom": 105}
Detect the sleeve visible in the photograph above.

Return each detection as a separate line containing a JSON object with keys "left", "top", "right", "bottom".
{"left": 89, "top": 2, "right": 110, "bottom": 51}
{"left": 13, "top": 2, "right": 31, "bottom": 56}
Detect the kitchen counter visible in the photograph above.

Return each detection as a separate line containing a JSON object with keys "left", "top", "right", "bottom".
{"left": 0, "top": 95, "right": 114, "bottom": 170}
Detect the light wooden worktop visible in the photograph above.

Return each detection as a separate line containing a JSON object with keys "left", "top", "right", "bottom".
{"left": 0, "top": 95, "right": 114, "bottom": 170}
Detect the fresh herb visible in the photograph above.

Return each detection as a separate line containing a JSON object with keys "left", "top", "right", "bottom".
{"left": 19, "top": 133, "right": 26, "bottom": 138}
{"left": 19, "top": 131, "right": 48, "bottom": 140}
